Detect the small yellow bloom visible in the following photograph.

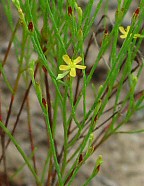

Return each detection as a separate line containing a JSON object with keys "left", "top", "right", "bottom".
{"left": 119, "top": 26, "right": 143, "bottom": 39}
{"left": 59, "top": 54, "right": 86, "bottom": 77}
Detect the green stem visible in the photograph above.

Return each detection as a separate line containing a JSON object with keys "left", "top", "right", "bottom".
{"left": 61, "top": 84, "right": 69, "bottom": 175}
{"left": 0, "top": 121, "right": 42, "bottom": 186}
{"left": 44, "top": 107, "right": 63, "bottom": 185}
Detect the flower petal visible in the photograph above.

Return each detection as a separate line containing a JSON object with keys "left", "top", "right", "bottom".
{"left": 133, "top": 34, "right": 143, "bottom": 38}
{"left": 73, "top": 56, "right": 82, "bottom": 64}
{"left": 70, "top": 68, "right": 76, "bottom": 77}
{"left": 76, "top": 65, "right": 86, "bottom": 69}
{"left": 126, "top": 26, "right": 130, "bottom": 33}
{"left": 62, "top": 55, "right": 72, "bottom": 65}
{"left": 59, "top": 65, "right": 70, "bottom": 71}
{"left": 119, "top": 26, "right": 126, "bottom": 34}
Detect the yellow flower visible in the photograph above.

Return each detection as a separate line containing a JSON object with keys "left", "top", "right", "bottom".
{"left": 59, "top": 54, "right": 86, "bottom": 77}
{"left": 119, "top": 26, "right": 143, "bottom": 39}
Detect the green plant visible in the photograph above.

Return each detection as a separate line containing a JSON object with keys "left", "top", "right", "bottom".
{"left": 0, "top": 0, "right": 144, "bottom": 185}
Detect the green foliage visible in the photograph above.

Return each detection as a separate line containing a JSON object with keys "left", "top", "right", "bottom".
{"left": 1, "top": 0, "right": 144, "bottom": 185}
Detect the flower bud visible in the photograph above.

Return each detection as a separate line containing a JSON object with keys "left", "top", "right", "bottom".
{"left": 133, "top": 7, "right": 140, "bottom": 18}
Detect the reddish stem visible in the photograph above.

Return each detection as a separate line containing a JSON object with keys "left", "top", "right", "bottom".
{"left": 26, "top": 97, "right": 38, "bottom": 176}
{"left": 0, "top": 64, "right": 39, "bottom": 162}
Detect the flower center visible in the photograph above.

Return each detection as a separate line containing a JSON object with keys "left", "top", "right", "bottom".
{"left": 69, "top": 61, "right": 76, "bottom": 68}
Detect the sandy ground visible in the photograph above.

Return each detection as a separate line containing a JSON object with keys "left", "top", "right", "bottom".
{"left": 0, "top": 1, "right": 144, "bottom": 186}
